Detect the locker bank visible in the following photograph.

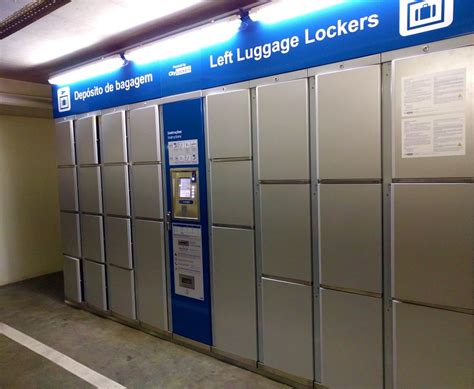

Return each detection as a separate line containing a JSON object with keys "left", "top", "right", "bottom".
{"left": 0, "top": 1, "right": 472, "bottom": 388}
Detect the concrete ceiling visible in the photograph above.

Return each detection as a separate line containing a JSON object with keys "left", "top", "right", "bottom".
{"left": 0, "top": 0, "right": 267, "bottom": 84}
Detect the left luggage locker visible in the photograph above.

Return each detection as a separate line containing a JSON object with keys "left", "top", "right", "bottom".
{"left": 56, "top": 120, "right": 82, "bottom": 303}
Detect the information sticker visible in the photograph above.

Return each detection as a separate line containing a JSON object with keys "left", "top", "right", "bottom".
{"left": 168, "top": 139, "right": 199, "bottom": 166}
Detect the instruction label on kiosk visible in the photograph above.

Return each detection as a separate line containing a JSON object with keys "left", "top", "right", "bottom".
{"left": 172, "top": 224, "right": 204, "bottom": 300}
{"left": 168, "top": 139, "right": 199, "bottom": 166}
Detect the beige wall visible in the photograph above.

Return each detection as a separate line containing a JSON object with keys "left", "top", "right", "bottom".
{"left": 0, "top": 114, "right": 62, "bottom": 285}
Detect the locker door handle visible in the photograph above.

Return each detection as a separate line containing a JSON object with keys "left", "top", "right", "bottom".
{"left": 166, "top": 211, "right": 172, "bottom": 231}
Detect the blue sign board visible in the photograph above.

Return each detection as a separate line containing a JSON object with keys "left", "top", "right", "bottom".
{"left": 52, "top": 0, "right": 473, "bottom": 117}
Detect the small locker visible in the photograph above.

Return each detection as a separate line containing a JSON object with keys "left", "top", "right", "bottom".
{"left": 83, "top": 259, "right": 107, "bottom": 311}
{"left": 212, "top": 227, "right": 257, "bottom": 360}
{"left": 81, "top": 214, "right": 105, "bottom": 263}
{"left": 108, "top": 266, "right": 136, "bottom": 320}
{"left": 134, "top": 220, "right": 167, "bottom": 330}
{"left": 105, "top": 216, "right": 132, "bottom": 269}
{"left": 260, "top": 184, "right": 311, "bottom": 282}
{"left": 320, "top": 288, "right": 383, "bottom": 389}
{"left": 262, "top": 278, "right": 313, "bottom": 380}
{"left": 257, "top": 79, "right": 309, "bottom": 180}
{"left": 78, "top": 166, "right": 103, "bottom": 214}
{"left": 60, "top": 212, "right": 81, "bottom": 258}
{"left": 63, "top": 256, "right": 81, "bottom": 302}
{"left": 211, "top": 161, "right": 253, "bottom": 227}
{"left": 75, "top": 116, "right": 98, "bottom": 165}
{"left": 55, "top": 121, "right": 75, "bottom": 166}
{"left": 131, "top": 164, "right": 163, "bottom": 220}
{"left": 103, "top": 165, "right": 130, "bottom": 217}
{"left": 129, "top": 105, "right": 161, "bottom": 163}
{"left": 101, "top": 111, "right": 127, "bottom": 164}
{"left": 57, "top": 167, "right": 78, "bottom": 212}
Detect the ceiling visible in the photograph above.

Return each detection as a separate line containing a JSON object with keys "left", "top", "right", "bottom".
{"left": 0, "top": 0, "right": 267, "bottom": 84}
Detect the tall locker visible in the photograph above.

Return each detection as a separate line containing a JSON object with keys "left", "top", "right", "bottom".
{"left": 56, "top": 120, "right": 82, "bottom": 303}
{"left": 390, "top": 46, "right": 473, "bottom": 387}
{"left": 206, "top": 90, "right": 257, "bottom": 361}
{"left": 256, "top": 79, "right": 313, "bottom": 381}
{"left": 76, "top": 115, "right": 107, "bottom": 311}
{"left": 129, "top": 105, "right": 168, "bottom": 331}
{"left": 315, "top": 64, "right": 383, "bottom": 388}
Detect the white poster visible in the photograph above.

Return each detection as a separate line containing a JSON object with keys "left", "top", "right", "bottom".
{"left": 168, "top": 139, "right": 199, "bottom": 166}
{"left": 402, "top": 68, "right": 466, "bottom": 117}
{"left": 402, "top": 113, "right": 466, "bottom": 158}
{"left": 172, "top": 224, "right": 204, "bottom": 300}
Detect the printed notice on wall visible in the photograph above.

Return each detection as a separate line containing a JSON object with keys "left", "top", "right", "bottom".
{"left": 169, "top": 139, "right": 199, "bottom": 166}
{"left": 402, "top": 68, "right": 466, "bottom": 117}
{"left": 402, "top": 113, "right": 466, "bottom": 158}
{"left": 173, "top": 224, "right": 204, "bottom": 300}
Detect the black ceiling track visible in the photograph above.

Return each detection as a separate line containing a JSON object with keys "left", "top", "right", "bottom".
{"left": 0, "top": 0, "right": 71, "bottom": 40}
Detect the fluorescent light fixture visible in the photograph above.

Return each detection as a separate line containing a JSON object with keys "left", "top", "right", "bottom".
{"left": 48, "top": 55, "right": 125, "bottom": 85}
{"left": 126, "top": 16, "right": 241, "bottom": 64}
{"left": 249, "top": 0, "right": 345, "bottom": 24}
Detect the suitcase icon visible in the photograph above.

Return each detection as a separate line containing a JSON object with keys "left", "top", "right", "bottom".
{"left": 415, "top": 2, "right": 437, "bottom": 21}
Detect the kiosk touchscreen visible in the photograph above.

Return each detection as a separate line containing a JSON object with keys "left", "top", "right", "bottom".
{"left": 171, "top": 168, "right": 200, "bottom": 221}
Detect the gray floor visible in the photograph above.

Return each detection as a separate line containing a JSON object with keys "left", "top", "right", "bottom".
{"left": 0, "top": 273, "right": 288, "bottom": 389}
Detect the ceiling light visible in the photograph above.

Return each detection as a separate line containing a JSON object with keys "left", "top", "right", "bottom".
{"left": 249, "top": 0, "right": 346, "bottom": 24}
{"left": 48, "top": 55, "right": 125, "bottom": 85}
{"left": 126, "top": 16, "right": 241, "bottom": 64}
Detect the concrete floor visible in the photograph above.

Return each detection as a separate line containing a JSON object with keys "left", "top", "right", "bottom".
{"left": 0, "top": 273, "right": 288, "bottom": 388}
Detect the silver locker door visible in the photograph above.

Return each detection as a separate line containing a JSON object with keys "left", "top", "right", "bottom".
{"left": 262, "top": 278, "right": 313, "bottom": 380}
{"left": 101, "top": 111, "right": 128, "bottom": 164}
{"left": 75, "top": 116, "right": 98, "bottom": 165}
{"left": 103, "top": 165, "right": 130, "bottom": 217}
{"left": 108, "top": 266, "right": 136, "bottom": 319}
{"left": 83, "top": 259, "right": 107, "bottom": 311}
{"left": 317, "top": 66, "right": 381, "bottom": 180}
{"left": 78, "top": 166, "right": 103, "bottom": 214}
{"left": 261, "top": 184, "right": 311, "bottom": 282}
{"left": 131, "top": 164, "right": 163, "bottom": 220}
{"left": 63, "top": 256, "right": 81, "bottom": 302}
{"left": 60, "top": 212, "right": 81, "bottom": 257}
{"left": 257, "top": 79, "right": 309, "bottom": 180}
{"left": 207, "top": 90, "right": 252, "bottom": 159}
{"left": 129, "top": 105, "right": 161, "bottom": 163}
{"left": 57, "top": 167, "right": 78, "bottom": 212}
{"left": 105, "top": 216, "right": 132, "bottom": 269}
{"left": 55, "top": 121, "right": 75, "bottom": 166}
{"left": 393, "top": 46, "right": 473, "bottom": 178}
{"left": 211, "top": 161, "right": 253, "bottom": 227}
{"left": 81, "top": 215, "right": 105, "bottom": 263}
{"left": 212, "top": 227, "right": 257, "bottom": 360}
{"left": 134, "top": 220, "right": 167, "bottom": 330}
{"left": 393, "top": 184, "right": 473, "bottom": 309}
{"left": 319, "top": 184, "right": 382, "bottom": 293}
{"left": 321, "top": 289, "right": 383, "bottom": 389}
{"left": 393, "top": 302, "right": 472, "bottom": 389}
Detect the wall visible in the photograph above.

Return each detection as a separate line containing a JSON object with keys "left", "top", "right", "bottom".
{"left": 0, "top": 79, "right": 62, "bottom": 286}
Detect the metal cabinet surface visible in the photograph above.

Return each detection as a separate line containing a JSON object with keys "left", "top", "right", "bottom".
{"left": 260, "top": 184, "right": 311, "bottom": 282}
{"left": 78, "top": 166, "right": 103, "bottom": 214}
{"left": 75, "top": 116, "right": 98, "bottom": 165}
{"left": 393, "top": 183, "right": 473, "bottom": 309}
{"left": 257, "top": 79, "right": 309, "bottom": 180}
{"left": 211, "top": 161, "right": 253, "bottom": 227}
{"left": 129, "top": 105, "right": 161, "bottom": 163}
{"left": 108, "top": 266, "right": 136, "bottom": 319}
{"left": 58, "top": 167, "right": 78, "bottom": 212}
{"left": 63, "top": 256, "right": 81, "bottom": 302}
{"left": 212, "top": 227, "right": 256, "bottom": 360}
{"left": 131, "top": 164, "right": 163, "bottom": 220}
{"left": 101, "top": 111, "right": 128, "bottom": 163}
{"left": 134, "top": 219, "right": 167, "bottom": 330}
{"left": 83, "top": 260, "right": 107, "bottom": 310}
{"left": 81, "top": 215, "right": 105, "bottom": 263}
{"left": 105, "top": 216, "right": 132, "bottom": 269}
{"left": 317, "top": 66, "right": 381, "bottom": 179}
{"left": 319, "top": 184, "right": 382, "bottom": 293}
{"left": 103, "top": 165, "right": 130, "bottom": 216}
{"left": 60, "top": 212, "right": 81, "bottom": 257}
{"left": 207, "top": 90, "right": 252, "bottom": 159}
{"left": 262, "top": 278, "right": 313, "bottom": 380}
{"left": 321, "top": 288, "right": 383, "bottom": 389}
{"left": 55, "top": 121, "right": 75, "bottom": 166}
